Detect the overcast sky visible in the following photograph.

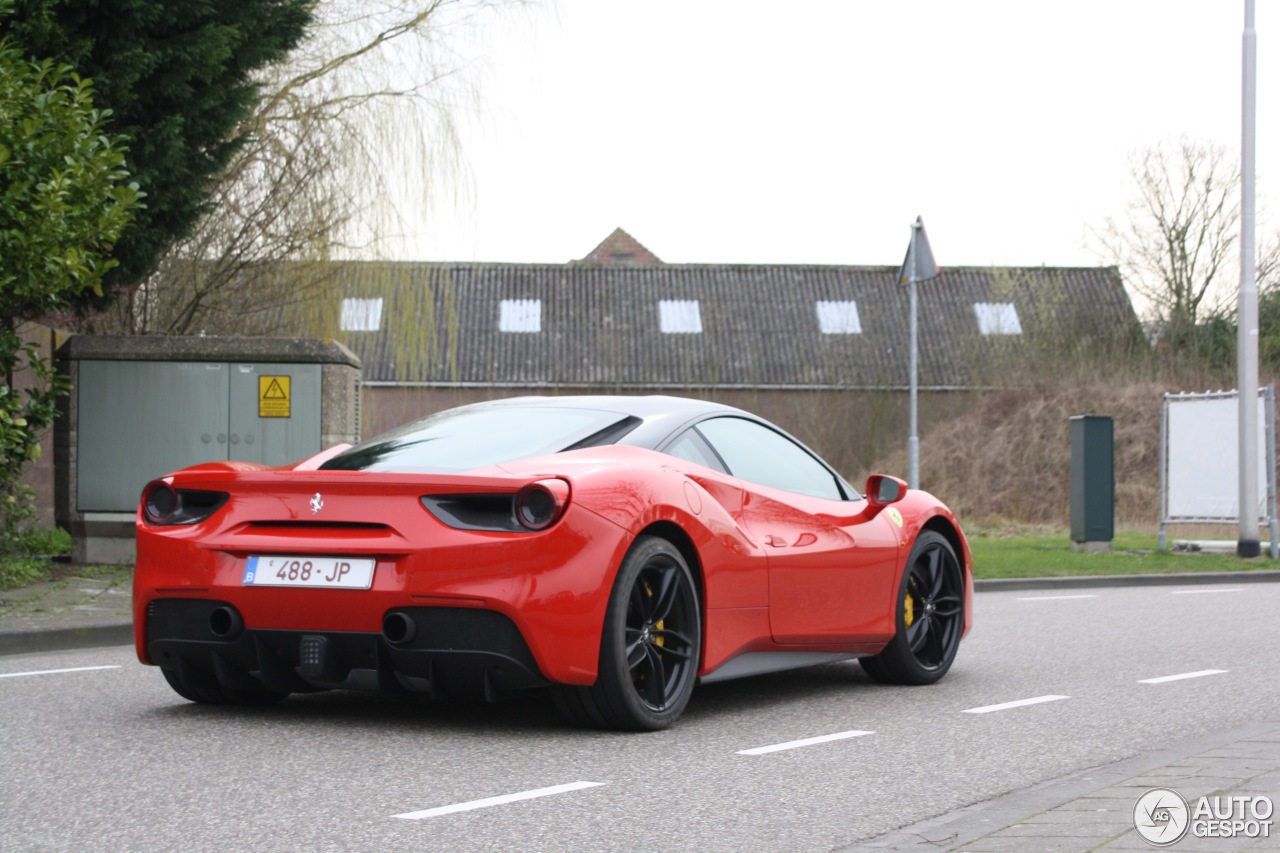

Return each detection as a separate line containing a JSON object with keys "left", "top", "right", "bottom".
{"left": 390, "top": 1, "right": 1277, "bottom": 270}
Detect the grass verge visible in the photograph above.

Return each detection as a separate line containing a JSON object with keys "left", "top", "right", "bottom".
{"left": 0, "top": 557, "right": 132, "bottom": 592}
{"left": 0, "top": 556, "right": 51, "bottom": 591}
{"left": 969, "top": 529, "right": 1275, "bottom": 579}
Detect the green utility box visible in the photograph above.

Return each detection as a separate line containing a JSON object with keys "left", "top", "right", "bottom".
{"left": 1070, "top": 415, "right": 1114, "bottom": 553}
{"left": 75, "top": 360, "right": 323, "bottom": 511}
{"left": 56, "top": 336, "right": 361, "bottom": 563}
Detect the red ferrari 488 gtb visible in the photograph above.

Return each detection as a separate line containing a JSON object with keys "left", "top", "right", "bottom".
{"left": 134, "top": 395, "right": 972, "bottom": 730}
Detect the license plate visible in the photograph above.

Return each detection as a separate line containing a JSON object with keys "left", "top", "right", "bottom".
{"left": 243, "top": 555, "right": 376, "bottom": 589}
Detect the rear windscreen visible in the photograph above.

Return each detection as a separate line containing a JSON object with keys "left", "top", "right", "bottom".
{"left": 319, "top": 406, "right": 638, "bottom": 473}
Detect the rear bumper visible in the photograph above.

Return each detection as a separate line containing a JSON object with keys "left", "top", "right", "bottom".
{"left": 134, "top": 503, "right": 634, "bottom": 685}
{"left": 146, "top": 599, "right": 548, "bottom": 698}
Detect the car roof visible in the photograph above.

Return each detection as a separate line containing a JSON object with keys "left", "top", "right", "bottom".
{"left": 451, "top": 394, "right": 762, "bottom": 455}
{"left": 471, "top": 394, "right": 745, "bottom": 421}
{"left": 343, "top": 394, "right": 859, "bottom": 498}
{"left": 473, "top": 395, "right": 858, "bottom": 499}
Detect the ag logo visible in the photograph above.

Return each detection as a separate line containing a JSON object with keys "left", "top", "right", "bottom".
{"left": 1134, "top": 788, "right": 1190, "bottom": 846}
{"left": 885, "top": 507, "right": 903, "bottom": 528}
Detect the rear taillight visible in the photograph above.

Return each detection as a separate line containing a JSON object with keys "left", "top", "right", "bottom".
{"left": 514, "top": 479, "right": 570, "bottom": 531}
{"left": 143, "top": 481, "right": 178, "bottom": 523}
{"left": 421, "top": 479, "right": 572, "bottom": 532}
{"left": 140, "top": 481, "right": 229, "bottom": 526}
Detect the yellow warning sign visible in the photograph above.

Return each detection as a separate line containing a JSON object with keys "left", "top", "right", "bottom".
{"left": 259, "top": 375, "right": 291, "bottom": 418}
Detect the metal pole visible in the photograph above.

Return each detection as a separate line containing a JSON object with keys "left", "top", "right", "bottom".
{"left": 1266, "top": 385, "right": 1278, "bottom": 558}
{"left": 908, "top": 276, "right": 919, "bottom": 488}
{"left": 1159, "top": 393, "right": 1169, "bottom": 551}
{"left": 1239, "top": 0, "right": 1260, "bottom": 557}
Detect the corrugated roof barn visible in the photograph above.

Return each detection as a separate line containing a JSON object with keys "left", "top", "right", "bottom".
{"left": 329, "top": 229, "right": 1141, "bottom": 392}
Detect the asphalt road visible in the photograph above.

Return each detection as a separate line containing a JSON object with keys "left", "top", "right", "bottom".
{"left": 1, "top": 582, "right": 1276, "bottom": 853}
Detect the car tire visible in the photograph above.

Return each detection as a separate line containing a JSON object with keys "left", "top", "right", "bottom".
{"left": 860, "top": 530, "right": 964, "bottom": 685}
{"left": 161, "top": 667, "right": 289, "bottom": 706}
{"left": 552, "top": 535, "right": 701, "bottom": 731}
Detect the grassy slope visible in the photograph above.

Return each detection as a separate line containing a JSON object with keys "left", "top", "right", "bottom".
{"left": 871, "top": 380, "right": 1169, "bottom": 528}
{"left": 864, "top": 375, "right": 1280, "bottom": 575}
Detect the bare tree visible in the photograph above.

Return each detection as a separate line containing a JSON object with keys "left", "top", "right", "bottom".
{"left": 1257, "top": 232, "right": 1280, "bottom": 294}
{"left": 1090, "top": 137, "right": 1239, "bottom": 338}
{"left": 82, "top": 0, "right": 525, "bottom": 336}
{"left": 1096, "top": 138, "right": 1241, "bottom": 340}
{"left": 1094, "top": 136, "right": 1280, "bottom": 369}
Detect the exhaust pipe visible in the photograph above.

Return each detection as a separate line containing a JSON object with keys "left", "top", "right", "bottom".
{"left": 209, "top": 606, "right": 244, "bottom": 639}
{"left": 383, "top": 611, "right": 418, "bottom": 645}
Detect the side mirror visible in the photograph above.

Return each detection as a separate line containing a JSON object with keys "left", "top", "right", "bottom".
{"left": 866, "top": 474, "right": 907, "bottom": 508}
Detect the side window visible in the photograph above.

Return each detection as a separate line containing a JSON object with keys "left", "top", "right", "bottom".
{"left": 695, "top": 417, "right": 843, "bottom": 500}
{"left": 663, "top": 429, "right": 727, "bottom": 473}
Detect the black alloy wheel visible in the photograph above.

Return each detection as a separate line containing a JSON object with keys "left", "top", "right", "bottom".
{"left": 552, "top": 535, "right": 701, "bottom": 730}
{"left": 860, "top": 530, "right": 964, "bottom": 685}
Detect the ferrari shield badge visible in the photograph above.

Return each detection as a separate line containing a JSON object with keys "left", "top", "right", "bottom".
{"left": 886, "top": 507, "right": 903, "bottom": 528}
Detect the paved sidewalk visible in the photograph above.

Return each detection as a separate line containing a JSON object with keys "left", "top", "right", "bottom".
{"left": 839, "top": 721, "right": 1280, "bottom": 852}
{"left": 832, "top": 570, "right": 1280, "bottom": 852}
{"left": 0, "top": 565, "right": 133, "bottom": 655}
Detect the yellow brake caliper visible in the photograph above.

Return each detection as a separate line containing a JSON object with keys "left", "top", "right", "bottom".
{"left": 904, "top": 586, "right": 916, "bottom": 627}
{"left": 645, "top": 582, "right": 665, "bottom": 647}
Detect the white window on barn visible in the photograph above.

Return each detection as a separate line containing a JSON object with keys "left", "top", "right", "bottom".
{"left": 659, "top": 300, "right": 703, "bottom": 334}
{"left": 340, "top": 297, "right": 383, "bottom": 332}
{"left": 815, "top": 300, "right": 862, "bottom": 334}
{"left": 499, "top": 299, "right": 542, "bottom": 333}
{"left": 973, "top": 302, "right": 1023, "bottom": 335}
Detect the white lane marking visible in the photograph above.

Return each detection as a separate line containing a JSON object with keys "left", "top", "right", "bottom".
{"left": 1171, "top": 588, "right": 1244, "bottom": 595}
{"left": 1017, "top": 594, "right": 1099, "bottom": 601}
{"left": 393, "top": 781, "right": 605, "bottom": 820}
{"left": 0, "top": 665, "right": 121, "bottom": 680}
{"left": 737, "top": 730, "right": 874, "bottom": 756}
{"left": 1139, "top": 669, "right": 1229, "bottom": 684}
{"left": 963, "top": 695, "right": 1070, "bottom": 714}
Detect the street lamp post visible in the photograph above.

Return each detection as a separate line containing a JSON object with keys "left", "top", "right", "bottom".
{"left": 1239, "top": 0, "right": 1260, "bottom": 558}
{"left": 899, "top": 216, "right": 939, "bottom": 490}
